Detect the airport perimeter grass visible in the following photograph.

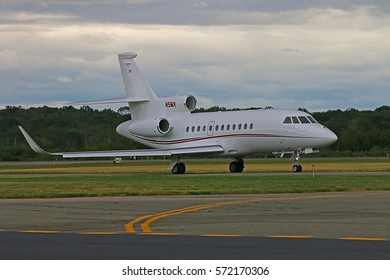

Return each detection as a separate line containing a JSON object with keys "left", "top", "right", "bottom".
{"left": 0, "top": 173, "right": 390, "bottom": 199}
{"left": 1, "top": 157, "right": 390, "bottom": 174}
{"left": 0, "top": 158, "right": 389, "bottom": 198}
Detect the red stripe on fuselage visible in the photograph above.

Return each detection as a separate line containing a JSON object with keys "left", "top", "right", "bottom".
{"left": 130, "top": 133, "right": 309, "bottom": 145}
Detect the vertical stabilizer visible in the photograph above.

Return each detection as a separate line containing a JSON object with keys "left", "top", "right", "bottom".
{"left": 118, "top": 52, "right": 157, "bottom": 101}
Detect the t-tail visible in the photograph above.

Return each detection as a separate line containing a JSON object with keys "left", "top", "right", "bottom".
{"left": 70, "top": 52, "right": 161, "bottom": 120}
{"left": 118, "top": 52, "right": 159, "bottom": 120}
{"left": 118, "top": 52, "right": 157, "bottom": 102}
{"left": 68, "top": 51, "right": 197, "bottom": 126}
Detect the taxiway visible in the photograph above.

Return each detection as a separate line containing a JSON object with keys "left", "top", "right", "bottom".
{"left": 0, "top": 191, "right": 389, "bottom": 259}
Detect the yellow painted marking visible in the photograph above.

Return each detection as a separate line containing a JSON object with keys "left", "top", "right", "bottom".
{"left": 201, "top": 234, "right": 242, "bottom": 237}
{"left": 78, "top": 231, "right": 119, "bottom": 235}
{"left": 139, "top": 198, "right": 273, "bottom": 233}
{"left": 125, "top": 213, "right": 156, "bottom": 233}
{"left": 21, "top": 230, "right": 59, "bottom": 234}
{"left": 125, "top": 194, "right": 347, "bottom": 234}
{"left": 269, "top": 235, "right": 313, "bottom": 239}
{"left": 340, "top": 237, "right": 386, "bottom": 241}
{"left": 141, "top": 232, "right": 179, "bottom": 236}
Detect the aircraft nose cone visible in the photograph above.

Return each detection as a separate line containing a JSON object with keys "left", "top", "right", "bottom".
{"left": 326, "top": 129, "right": 338, "bottom": 145}
{"left": 331, "top": 132, "right": 338, "bottom": 142}
{"left": 314, "top": 126, "right": 338, "bottom": 148}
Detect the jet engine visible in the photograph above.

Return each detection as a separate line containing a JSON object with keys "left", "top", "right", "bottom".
{"left": 127, "top": 117, "right": 171, "bottom": 137}
{"left": 163, "top": 95, "right": 197, "bottom": 113}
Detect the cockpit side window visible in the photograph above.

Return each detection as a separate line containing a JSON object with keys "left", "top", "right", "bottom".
{"left": 283, "top": 117, "right": 292, "bottom": 124}
{"left": 298, "top": 116, "right": 311, "bottom": 124}
{"left": 307, "top": 116, "right": 317, "bottom": 123}
{"left": 291, "top": 116, "right": 299, "bottom": 124}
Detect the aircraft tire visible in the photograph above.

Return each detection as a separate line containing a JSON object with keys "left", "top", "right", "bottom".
{"left": 172, "top": 163, "right": 180, "bottom": 174}
{"left": 229, "top": 161, "right": 244, "bottom": 173}
{"left": 292, "top": 164, "right": 302, "bottom": 173}
{"left": 179, "top": 162, "right": 186, "bottom": 174}
{"left": 229, "top": 162, "right": 237, "bottom": 173}
{"left": 172, "top": 162, "right": 186, "bottom": 174}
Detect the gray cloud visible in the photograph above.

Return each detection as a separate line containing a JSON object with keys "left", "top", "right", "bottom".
{"left": 0, "top": 1, "right": 389, "bottom": 111}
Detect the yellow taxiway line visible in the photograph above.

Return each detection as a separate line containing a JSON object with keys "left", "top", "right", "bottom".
{"left": 125, "top": 193, "right": 347, "bottom": 234}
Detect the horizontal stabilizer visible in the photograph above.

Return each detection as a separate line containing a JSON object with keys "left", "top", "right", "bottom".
{"left": 67, "top": 96, "right": 150, "bottom": 106}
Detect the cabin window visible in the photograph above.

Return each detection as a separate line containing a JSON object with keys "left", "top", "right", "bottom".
{"left": 186, "top": 126, "right": 189, "bottom": 132}
{"left": 244, "top": 124, "right": 247, "bottom": 129}
{"left": 283, "top": 117, "right": 292, "bottom": 124}
{"left": 232, "top": 124, "right": 236, "bottom": 130}
{"left": 215, "top": 125, "right": 219, "bottom": 131}
{"left": 238, "top": 124, "right": 242, "bottom": 130}
{"left": 227, "top": 124, "right": 230, "bottom": 131}
{"left": 291, "top": 117, "right": 299, "bottom": 124}
{"left": 197, "top": 126, "right": 200, "bottom": 132}
{"left": 298, "top": 116, "right": 311, "bottom": 124}
{"left": 203, "top": 125, "right": 206, "bottom": 132}
{"left": 307, "top": 116, "right": 317, "bottom": 123}
{"left": 250, "top": 123, "right": 253, "bottom": 129}
{"left": 221, "top": 124, "right": 225, "bottom": 131}
{"left": 191, "top": 126, "right": 195, "bottom": 132}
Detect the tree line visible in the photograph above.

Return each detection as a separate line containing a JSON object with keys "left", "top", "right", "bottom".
{"left": 0, "top": 105, "right": 389, "bottom": 161}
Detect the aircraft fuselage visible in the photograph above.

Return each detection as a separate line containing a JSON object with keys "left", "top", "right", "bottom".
{"left": 117, "top": 108, "right": 337, "bottom": 157}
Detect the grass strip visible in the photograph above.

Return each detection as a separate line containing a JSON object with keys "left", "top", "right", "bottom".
{"left": 0, "top": 174, "right": 389, "bottom": 199}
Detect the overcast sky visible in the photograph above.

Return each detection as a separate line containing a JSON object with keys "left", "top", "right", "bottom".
{"left": 1, "top": 0, "right": 389, "bottom": 112}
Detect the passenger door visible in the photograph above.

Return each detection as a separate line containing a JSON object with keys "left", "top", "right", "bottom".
{"left": 207, "top": 121, "right": 215, "bottom": 136}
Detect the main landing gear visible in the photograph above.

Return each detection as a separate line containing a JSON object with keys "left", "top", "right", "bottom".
{"left": 229, "top": 158, "right": 244, "bottom": 173}
{"left": 170, "top": 157, "right": 245, "bottom": 174}
{"left": 291, "top": 150, "right": 302, "bottom": 173}
{"left": 170, "top": 156, "right": 186, "bottom": 174}
{"left": 171, "top": 162, "right": 186, "bottom": 174}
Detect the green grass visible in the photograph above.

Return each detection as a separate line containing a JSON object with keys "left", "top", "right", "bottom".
{"left": 0, "top": 158, "right": 389, "bottom": 198}
{"left": 1, "top": 157, "right": 390, "bottom": 174}
{"left": 0, "top": 173, "right": 389, "bottom": 199}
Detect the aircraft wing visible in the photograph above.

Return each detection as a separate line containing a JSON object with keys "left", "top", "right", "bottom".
{"left": 18, "top": 126, "right": 224, "bottom": 159}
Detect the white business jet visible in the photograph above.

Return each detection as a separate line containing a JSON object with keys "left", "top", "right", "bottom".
{"left": 19, "top": 52, "right": 338, "bottom": 174}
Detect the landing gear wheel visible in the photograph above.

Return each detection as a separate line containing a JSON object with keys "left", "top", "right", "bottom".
{"left": 171, "top": 162, "right": 186, "bottom": 174}
{"left": 292, "top": 164, "right": 302, "bottom": 173}
{"left": 178, "top": 162, "right": 186, "bottom": 174}
{"left": 229, "top": 162, "right": 237, "bottom": 173}
{"left": 229, "top": 160, "right": 244, "bottom": 173}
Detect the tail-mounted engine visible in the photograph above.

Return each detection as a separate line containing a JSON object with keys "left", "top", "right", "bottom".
{"left": 127, "top": 117, "right": 171, "bottom": 137}
{"left": 119, "top": 95, "right": 197, "bottom": 138}
{"left": 163, "top": 95, "right": 197, "bottom": 113}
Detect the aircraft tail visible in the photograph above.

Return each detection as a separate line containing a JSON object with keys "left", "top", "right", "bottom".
{"left": 118, "top": 52, "right": 157, "bottom": 101}
{"left": 69, "top": 52, "right": 159, "bottom": 119}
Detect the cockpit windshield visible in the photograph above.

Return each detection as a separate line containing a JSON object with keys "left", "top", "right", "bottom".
{"left": 283, "top": 115, "right": 318, "bottom": 124}
{"left": 298, "top": 116, "right": 310, "bottom": 124}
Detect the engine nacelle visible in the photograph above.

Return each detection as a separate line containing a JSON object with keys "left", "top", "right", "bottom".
{"left": 163, "top": 95, "right": 197, "bottom": 113}
{"left": 127, "top": 117, "right": 171, "bottom": 137}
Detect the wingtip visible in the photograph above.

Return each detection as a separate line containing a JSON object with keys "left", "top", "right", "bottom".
{"left": 18, "top": 126, "right": 47, "bottom": 154}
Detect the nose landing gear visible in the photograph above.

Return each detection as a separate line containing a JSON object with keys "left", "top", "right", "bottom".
{"left": 291, "top": 150, "right": 302, "bottom": 173}
{"left": 292, "top": 164, "right": 302, "bottom": 172}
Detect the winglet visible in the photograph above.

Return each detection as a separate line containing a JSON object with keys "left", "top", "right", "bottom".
{"left": 18, "top": 126, "right": 50, "bottom": 154}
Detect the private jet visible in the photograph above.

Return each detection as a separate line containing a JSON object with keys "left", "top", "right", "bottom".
{"left": 19, "top": 52, "right": 338, "bottom": 174}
